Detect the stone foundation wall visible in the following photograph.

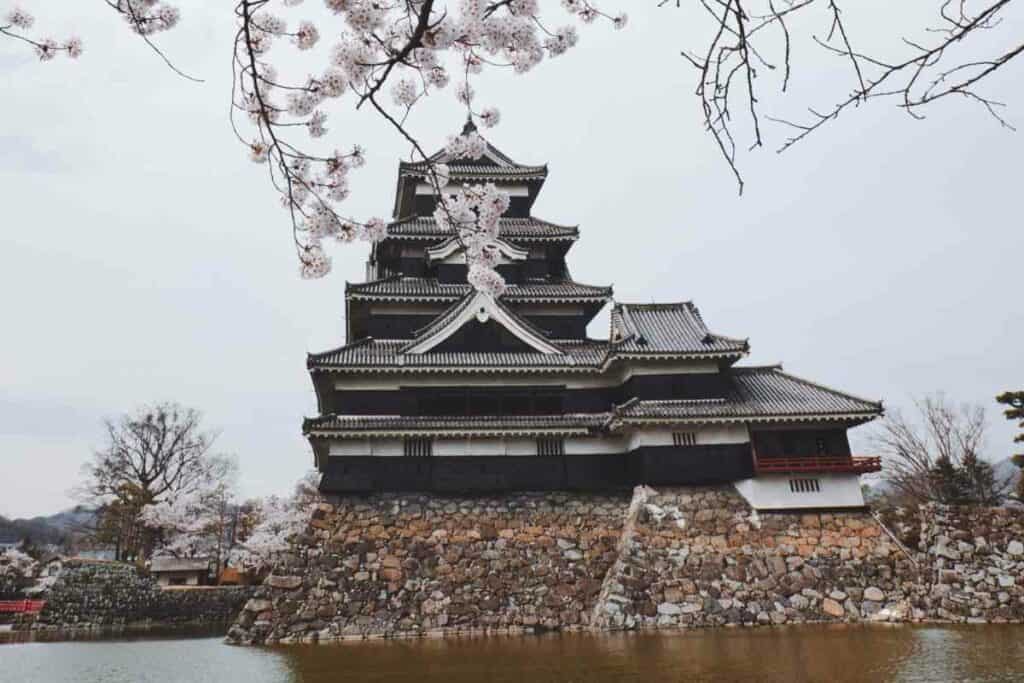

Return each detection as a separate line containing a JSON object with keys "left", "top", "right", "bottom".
{"left": 227, "top": 487, "right": 1024, "bottom": 645}
{"left": 229, "top": 492, "right": 629, "bottom": 644}
{"left": 31, "top": 560, "right": 253, "bottom": 635}
{"left": 591, "top": 486, "right": 921, "bottom": 629}
{"left": 917, "top": 504, "right": 1024, "bottom": 623}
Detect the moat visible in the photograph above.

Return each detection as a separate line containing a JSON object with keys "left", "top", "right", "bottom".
{"left": 3, "top": 625, "right": 1024, "bottom": 682}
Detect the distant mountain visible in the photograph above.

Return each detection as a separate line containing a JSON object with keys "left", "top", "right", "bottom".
{"left": 0, "top": 506, "right": 97, "bottom": 547}
{"left": 994, "top": 457, "right": 1022, "bottom": 494}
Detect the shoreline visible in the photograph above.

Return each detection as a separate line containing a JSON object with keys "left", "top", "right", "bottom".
{"left": 0, "top": 620, "right": 232, "bottom": 645}
{"left": 4, "top": 618, "right": 1023, "bottom": 648}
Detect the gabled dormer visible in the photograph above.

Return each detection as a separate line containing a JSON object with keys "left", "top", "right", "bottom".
{"left": 402, "top": 290, "right": 563, "bottom": 355}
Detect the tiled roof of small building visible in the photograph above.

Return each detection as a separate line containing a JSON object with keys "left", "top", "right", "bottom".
{"left": 305, "top": 413, "right": 608, "bottom": 437}
{"left": 347, "top": 276, "right": 612, "bottom": 303}
{"left": 610, "top": 302, "right": 748, "bottom": 356}
{"left": 150, "top": 557, "right": 211, "bottom": 573}
{"left": 308, "top": 338, "right": 611, "bottom": 372}
{"left": 613, "top": 366, "right": 882, "bottom": 424}
{"left": 385, "top": 216, "right": 579, "bottom": 242}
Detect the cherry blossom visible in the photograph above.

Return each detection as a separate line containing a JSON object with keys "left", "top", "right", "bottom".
{"left": 230, "top": 0, "right": 623, "bottom": 288}
{"left": 229, "top": 492, "right": 310, "bottom": 571}
{"left": 0, "top": 548, "right": 37, "bottom": 580}
{"left": 5, "top": 6, "right": 32, "bottom": 28}
{"left": 2, "top": 7, "right": 84, "bottom": 61}
{"left": 141, "top": 488, "right": 234, "bottom": 560}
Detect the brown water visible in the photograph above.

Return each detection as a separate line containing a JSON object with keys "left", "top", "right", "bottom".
{"left": 1, "top": 625, "right": 1023, "bottom": 682}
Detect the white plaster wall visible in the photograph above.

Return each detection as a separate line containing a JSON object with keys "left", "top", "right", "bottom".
{"left": 626, "top": 425, "right": 749, "bottom": 449}
{"left": 325, "top": 429, "right": 745, "bottom": 458}
{"left": 734, "top": 473, "right": 866, "bottom": 510}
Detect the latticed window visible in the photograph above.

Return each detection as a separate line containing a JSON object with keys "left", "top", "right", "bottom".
{"left": 403, "top": 437, "right": 433, "bottom": 457}
{"left": 789, "top": 478, "right": 821, "bottom": 493}
{"left": 672, "top": 431, "right": 697, "bottom": 447}
{"left": 536, "top": 437, "right": 565, "bottom": 457}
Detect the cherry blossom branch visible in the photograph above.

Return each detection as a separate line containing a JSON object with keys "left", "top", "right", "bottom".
{"left": 102, "top": 0, "right": 202, "bottom": 82}
{"left": 676, "top": 0, "right": 1022, "bottom": 192}
{"left": 231, "top": 0, "right": 626, "bottom": 285}
{"left": 2, "top": 7, "right": 82, "bottom": 60}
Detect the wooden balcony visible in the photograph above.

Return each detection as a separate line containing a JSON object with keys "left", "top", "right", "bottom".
{"left": 753, "top": 455, "right": 882, "bottom": 475}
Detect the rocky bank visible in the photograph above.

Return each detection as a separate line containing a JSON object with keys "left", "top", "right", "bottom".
{"left": 227, "top": 486, "right": 1024, "bottom": 645}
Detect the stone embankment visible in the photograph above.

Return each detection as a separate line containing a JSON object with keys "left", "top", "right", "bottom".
{"left": 229, "top": 492, "right": 629, "bottom": 643}
{"left": 29, "top": 560, "right": 252, "bottom": 637}
{"left": 591, "top": 486, "right": 920, "bottom": 629}
{"left": 227, "top": 487, "right": 1024, "bottom": 645}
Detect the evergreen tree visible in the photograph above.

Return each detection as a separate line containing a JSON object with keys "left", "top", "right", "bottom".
{"left": 960, "top": 452, "right": 1002, "bottom": 506}
{"left": 996, "top": 391, "right": 1024, "bottom": 499}
{"left": 929, "top": 456, "right": 966, "bottom": 504}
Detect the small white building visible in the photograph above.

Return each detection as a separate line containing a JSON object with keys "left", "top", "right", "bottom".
{"left": 150, "top": 557, "right": 212, "bottom": 587}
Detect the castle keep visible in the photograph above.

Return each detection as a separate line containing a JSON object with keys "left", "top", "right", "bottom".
{"left": 304, "top": 124, "right": 882, "bottom": 510}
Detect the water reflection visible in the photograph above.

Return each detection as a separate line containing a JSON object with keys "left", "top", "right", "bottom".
{"left": 1, "top": 625, "right": 1022, "bottom": 683}
{"left": 275, "top": 626, "right": 1024, "bottom": 683}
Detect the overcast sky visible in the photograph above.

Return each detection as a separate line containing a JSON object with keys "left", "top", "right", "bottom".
{"left": 2, "top": 2, "right": 1021, "bottom": 518}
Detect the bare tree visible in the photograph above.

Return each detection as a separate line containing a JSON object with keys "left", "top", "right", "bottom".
{"left": 672, "top": 0, "right": 1023, "bottom": 192}
{"left": 78, "top": 402, "right": 236, "bottom": 560}
{"left": 874, "top": 393, "right": 1009, "bottom": 506}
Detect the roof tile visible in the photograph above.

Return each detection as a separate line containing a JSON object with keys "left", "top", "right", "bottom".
{"left": 611, "top": 302, "right": 748, "bottom": 356}
{"left": 615, "top": 366, "right": 882, "bottom": 422}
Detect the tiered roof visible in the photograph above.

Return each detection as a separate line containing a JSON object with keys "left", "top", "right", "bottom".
{"left": 304, "top": 366, "right": 881, "bottom": 439}
{"left": 307, "top": 124, "right": 883, "bottom": 440}
{"left": 308, "top": 337, "right": 610, "bottom": 373}
{"left": 610, "top": 366, "right": 882, "bottom": 426}
{"left": 305, "top": 413, "right": 605, "bottom": 439}
{"left": 314, "top": 299, "right": 754, "bottom": 373}
{"left": 346, "top": 276, "right": 612, "bottom": 304}
{"left": 393, "top": 120, "right": 549, "bottom": 217}
{"left": 384, "top": 216, "right": 579, "bottom": 242}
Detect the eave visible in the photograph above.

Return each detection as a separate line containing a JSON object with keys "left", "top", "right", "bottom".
{"left": 606, "top": 412, "right": 882, "bottom": 430}
{"left": 306, "top": 347, "right": 747, "bottom": 375}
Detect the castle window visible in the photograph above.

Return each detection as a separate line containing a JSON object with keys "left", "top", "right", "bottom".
{"left": 403, "top": 438, "right": 433, "bottom": 458}
{"left": 536, "top": 437, "right": 565, "bottom": 457}
{"left": 672, "top": 432, "right": 697, "bottom": 447}
{"left": 788, "top": 478, "right": 821, "bottom": 494}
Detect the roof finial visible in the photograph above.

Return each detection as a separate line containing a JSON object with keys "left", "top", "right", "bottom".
{"left": 461, "top": 115, "right": 477, "bottom": 135}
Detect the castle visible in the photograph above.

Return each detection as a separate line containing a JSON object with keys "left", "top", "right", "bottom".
{"left": 303, "top": 123, "right": 882, "bottom": 510}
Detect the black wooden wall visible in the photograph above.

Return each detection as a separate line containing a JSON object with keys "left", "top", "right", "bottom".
{"left": 319, "top": 444, "right": 754, "bottom": 493}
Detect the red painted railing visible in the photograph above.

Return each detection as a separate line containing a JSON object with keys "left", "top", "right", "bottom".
{"left": 0, "top": 600, "right": 46, "bottom": 614}
{"left": 754, "top": 455, "right": 882, "bottom": 475}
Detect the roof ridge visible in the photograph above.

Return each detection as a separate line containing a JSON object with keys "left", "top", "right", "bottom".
{"left": 637, "top": 397, "right": 728, "bottom": 405}
{"left": 614, "top": 300, "right": 695, "bottom": 310}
